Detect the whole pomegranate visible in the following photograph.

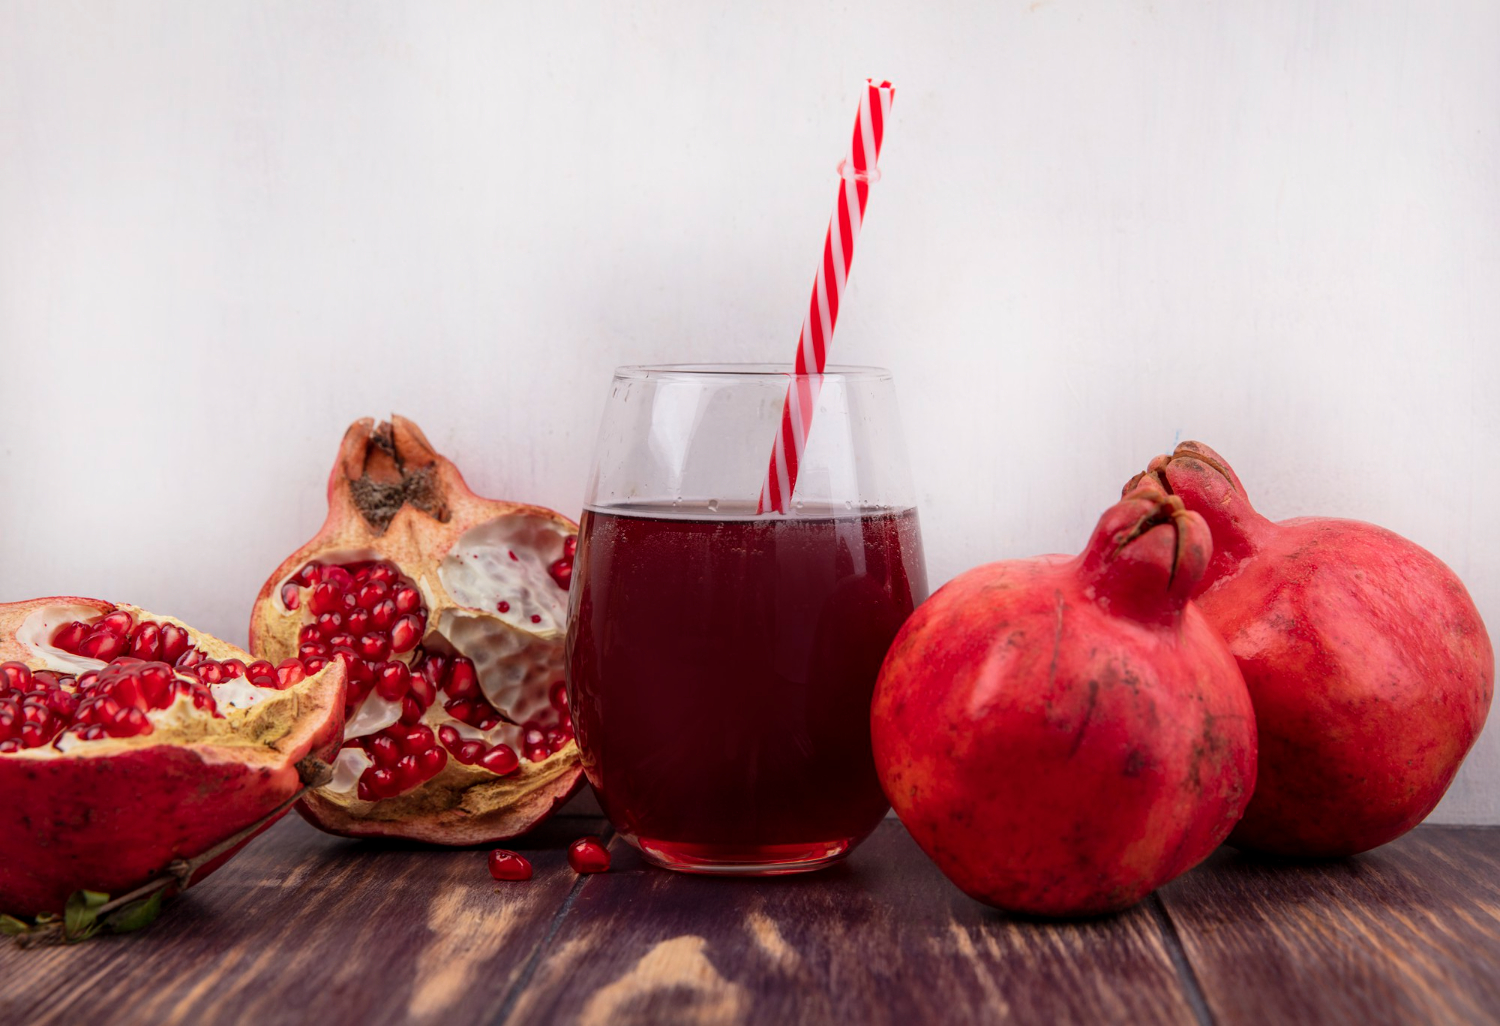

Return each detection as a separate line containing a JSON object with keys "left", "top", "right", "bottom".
{"left": 871, "top": 484, "right": 1256, "bottom": 917}
{"left": 250, "top": 416, "right": 583, "bottom": 844}
{"left": 1130, "top": 442, "right": 1494, "bottom": 857}
{"left": 0, "top": 598, "right": 344, "bottom": 918}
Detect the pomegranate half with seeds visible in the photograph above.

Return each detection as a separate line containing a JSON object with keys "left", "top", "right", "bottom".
{"left": 250, "top": 416, "right": 583, "bottom": 844}
{"left": 0, "top": 598, "right": 345, "bottom": 918}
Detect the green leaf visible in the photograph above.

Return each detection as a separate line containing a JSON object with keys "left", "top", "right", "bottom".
{"left": 0, "top": 914, "right": 31, "bottom": 936}
{"left": 103, "top": 892, "right": 163, "bottom": 935}
{"left": 63, "top": 890, "right": 109, "bottom": 940}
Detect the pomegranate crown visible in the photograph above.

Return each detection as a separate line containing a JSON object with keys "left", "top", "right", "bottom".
{"left": 331, "top": 416, "right": 469, "bottom": 534}
{"left": 1126, "top": 441, "right": 1262, "bottom": 589}
{"left": 1078, "top": 481, "right": 1213, "bottom": 623}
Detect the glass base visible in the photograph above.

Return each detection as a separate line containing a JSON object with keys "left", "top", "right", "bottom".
{"left": 621, "top": 832, "right": 857, "bottom": 876}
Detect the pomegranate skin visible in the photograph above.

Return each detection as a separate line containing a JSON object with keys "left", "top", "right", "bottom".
{"left": 1134, "top": 442, "right": 1494, "bottom": 857}
{"left": 872, "top": 486, "right": 1256, "bottom": 917}
{"left": 0, "top": 598, "right": 345, "bottom": 918}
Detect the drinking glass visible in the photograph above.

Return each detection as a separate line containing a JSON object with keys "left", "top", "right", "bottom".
{"left": 565, "top": 364, "right": 928, "bottom": 874}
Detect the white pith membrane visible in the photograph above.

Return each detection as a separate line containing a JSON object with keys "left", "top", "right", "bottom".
{"left": 1, "top": 603, "right": 335, "bottom": 759}
{"left": 268, "top": 514, "right": 576, "bottom": 802}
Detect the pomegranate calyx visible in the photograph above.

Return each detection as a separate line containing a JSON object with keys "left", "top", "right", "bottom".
{"left": 340, "top": 417, "right": 450, "bottom": 533}
{"left": 1129, "top": 441, "right": 1266, "bottom": 593}
{"left": 1079, "top": 484, "right": 1212, "bottom": 623}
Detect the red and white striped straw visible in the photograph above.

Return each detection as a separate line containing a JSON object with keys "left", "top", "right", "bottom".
{"left": 757, "top": 79, "right": 895, "bottom": 515}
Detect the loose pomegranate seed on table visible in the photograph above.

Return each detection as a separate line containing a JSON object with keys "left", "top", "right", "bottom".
{"left": 568, "top": 837, "right": 611, "bottom": 874}
{"left": 488, "top": 850, "right": 533, "bottom": 882}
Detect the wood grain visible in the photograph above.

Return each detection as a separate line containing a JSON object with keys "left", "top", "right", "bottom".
{"left": 1158, "top": 825, "right": 1500, "bottom": 1026}
{"left": 0, "top": 813, "right": 606, "bottom": 1026}
{"left": 3, "top": 817, "right": 1497, "bottom": 1026}
{"left": 501, "top": 821, "right": 1199, "bottom": 1026}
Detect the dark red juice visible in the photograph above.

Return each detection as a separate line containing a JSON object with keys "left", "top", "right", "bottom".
{"left": 565, "top": 502, "right": 927, "bottom": 872}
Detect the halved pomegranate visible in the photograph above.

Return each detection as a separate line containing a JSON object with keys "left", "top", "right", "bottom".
{"left": 250, "top": 416, "right": 583, "bottom": 844}
{"left": 0, "top": 598, "right": 345, "bottom": 918}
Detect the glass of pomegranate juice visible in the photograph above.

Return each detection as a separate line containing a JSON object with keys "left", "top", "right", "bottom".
{"left": 566, "top": 364, "right": 927, "bottom": 874}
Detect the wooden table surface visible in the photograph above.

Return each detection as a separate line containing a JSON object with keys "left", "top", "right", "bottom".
{"left": 1, "top": 815, "right": 1496, "bottom": 1026}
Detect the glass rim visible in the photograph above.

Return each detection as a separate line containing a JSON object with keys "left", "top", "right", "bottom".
{"left": 612, "top": 362, "right": 893, "bottom": 382}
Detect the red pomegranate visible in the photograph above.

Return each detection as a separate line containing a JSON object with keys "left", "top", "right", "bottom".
{"left": 250, "top": 416, "right": 583, "bottom": 844}
{"left": 871, "top": 484, "right": 1256, "bottom": 916}
{"left": 1130, "top": 442, "right": 1494, "bottom": 857}
{"left": 0, "top": 598, "right": 344, "bottom": 918}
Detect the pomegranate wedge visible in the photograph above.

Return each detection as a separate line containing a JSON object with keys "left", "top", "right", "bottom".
{"left": 251, "top": 416, "right": 583, "bottom": 844}
{"left": 0, "top": 598, "right": 345, "bottom": 918}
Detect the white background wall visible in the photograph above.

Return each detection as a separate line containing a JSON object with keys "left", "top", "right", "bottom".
{"left": 1, "top": 1, "right": 1495, "bottom": 822}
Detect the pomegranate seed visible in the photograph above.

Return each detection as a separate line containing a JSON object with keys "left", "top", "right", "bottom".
{"left": 79, "top": 628, "right": 128, "bottom": 661}
{"left": 52, "top": 621, "right": 89, "bottom": 653}
{"left": 549, "top": 681, "right": 569, "bottom": 710}
{"left": 488, "top": 850, "right": 532, "bottom": 881}
{"left": 457, "top": 741, "right": 487, "bottom": 765}
{"left": 247, "top": 659, "right": 276, "bottom": 679}
{"left": 356, "top": 581, "right": 390, "bottom": 609}
{"left": 160, "top": 624, "right": 191, "bottom": 664}
{"left": 346, "top": 656, "right": 375, "bottom": 685}
{"left": 99, "top": 610, "right": 135, "bottom": 636}
{"left": 477, "top": 716, "right": 500, "bottom": 731}
{"left": 446, "top": 657, "right": 481, "bottom": 700}
{"left": 275, "top": 659, "right": 307, "bottom": 689}
{"left": 479, "top": 744, "right": 519, "bottom": 775}
{"left": 365, "top": 564, "right": 397, "bottom": 585}
{"left": 327, "top": 633, "right": 355, "bottom": 651}
{"left": 197, "top": 662, "right": 226, "bottom": 684}
{"left": 300, "top": 641, "right": 331, "bottom": 659}
{"left": 398, "top": 724, "right": 436, "bottom": 755}
{"left": 220, "top": 659, "right": 247, "bottom": 679}
{"left": 496, "top": 601, "right": 510, "bottom": 614}
{"left": 357, "top": 633, "right": 390, "bottom": 661}
{"left": 346, "top": 608, "right": 372, "bottom": 635}
{"left": 567, "top": 837, "right": 610, "bottom": 874}
{"left": 417, "top": 745, "right": 447, "bottom": 777}
{"left": 367, "top": 767, "right": 398, "bottom": 798}
{"left": 438, "top": 724, "right": 462, "bottom": 750}
{"left": 409, "top": 671, "right": 437, "bottom": 709}
{"left": 400, "top": 696, "right": 424, "bottom": 725}
{"left": 175, "top": 647, "right": 204, "bottom": 669}
{"left": 563, "top": 536, "right": 577, "bottom": 558}
{"left": 523, "top": 727, "right": 545, "bottom": 749}
{"left": 393, "top": 587, "right": 421, "bottom": 615}
{"left": 128, "top": 622, "right": 162, "bottom": 661}
{"left": 280, "top": 582, "right": 301, "bottom": 610}
{"left": 545, "top": 728, "right": 569, "bottom": 750}
{"left": 390, "top": 615, "right": 422, "bottom": 653}
{"left": 0, "top": 662, "right": 32, "bottom": 690}
{"left": 549, "top": 559, "right": 572, "bottom": 590}
{"left": 525, "top": 745, "right": 549, "bottom": 763}
{"left": 375, "top": 662, "right": 410, "bottom": 701}
{"left": 368, "top": 734, "right": 401, "bottom": 766}
{"left": 310, "top": 583, "right": 342, "bottom": 616}
{"left": 298, "top": 624, "right": 321, "bottom": 645}
{"left": 295, "top": 561, "right": 323, "bottom": 586}
{"left": 370, "top": 599, "right": 398, "bottom": 630}
{"left": 317, "top": 612, "right": 344, "bottom": 637}
{"left": 303, "top": 656, "right": 330, "bottom": 673}
{"left": 321, "top": 566, "right": 354, "bottom": 591}
{"left": 394, "top": 753, "right": 422, "bottom": 789}
{"left": 530, "top": 615, "right": 542, "bottom": 624}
